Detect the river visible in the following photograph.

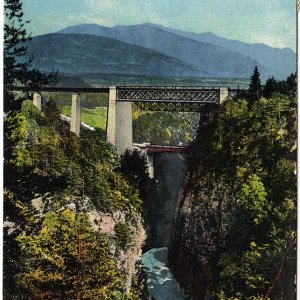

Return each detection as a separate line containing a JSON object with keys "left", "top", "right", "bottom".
{"left": 142, "top": 248, "right": 189, "bottom": 300}
{"left": 142, "top": 153, "right": 189, "bottom": 299}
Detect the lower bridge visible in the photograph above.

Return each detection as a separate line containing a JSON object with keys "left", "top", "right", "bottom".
{"left": 133, "top": 143, "right": 188, "bottom": 154}
{"left": 133, "top": 143, "right": 189, "bottom": 178}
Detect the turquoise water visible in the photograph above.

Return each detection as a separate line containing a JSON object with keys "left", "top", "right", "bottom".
{"left": 142, "top": 248, "right": 189, "bottom": 300}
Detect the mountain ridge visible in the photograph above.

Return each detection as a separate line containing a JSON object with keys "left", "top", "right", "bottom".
{"left": 141, "top": 22, "right": 294, "bottom": 52}
{"left": 24, "top": 23, "right": 296, "bottom": 81}
{"left": 137, "top": 23, "right": 296, "bottom": 78}
{"left": 24, "top": 33, "right": 211, "bottom": 77}
{"left": 58, "top": 24, "right": 276, "bottom": 79}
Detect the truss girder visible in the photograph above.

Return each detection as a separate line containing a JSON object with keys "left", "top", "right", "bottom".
{"left": 116, "top": 88, "right": 220, "bottom": 105}
{"left": 134, "top": 102, "right": 211, "bottom": 112}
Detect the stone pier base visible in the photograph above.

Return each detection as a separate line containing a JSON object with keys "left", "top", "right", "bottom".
{"left": 70, "top": 93, "right": 81, "bottom": 136}
{"left": 220, "top": 87, "right": 229, "bottom": 104}
{"left": 146, "top": 154, "right": 154, "bottom": 178}
{"left": 106, "top": 86, "right": 133, "bottom": 155}
{"left": 33, "top": 92, "right": 42, "bottom": 110}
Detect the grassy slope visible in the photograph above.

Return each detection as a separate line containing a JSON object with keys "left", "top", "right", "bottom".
{"left": 60, "top": 106, "right": 108, "bottom": 130}
{"left": 60, "top": 104, "right": 198, "bottom": 145}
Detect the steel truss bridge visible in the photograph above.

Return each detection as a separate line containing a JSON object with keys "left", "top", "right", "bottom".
{"left": 13, "top": 85, "right": 240, "bottom": 112}
{"left": 117, "top": 86, "right": 224, "bottom": 111}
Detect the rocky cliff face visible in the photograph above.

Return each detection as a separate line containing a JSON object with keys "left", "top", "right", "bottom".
{"left": 151, "top": 153, "right": 187, "bottom": 248}
{"left": 169, "top": 95, "right": 296, "bottom": 299}
{"left": 29, "top": 193, "right": 146, "bottom": 293}
{"left": 169, "top": 175, "right": 229, "bottom": 300}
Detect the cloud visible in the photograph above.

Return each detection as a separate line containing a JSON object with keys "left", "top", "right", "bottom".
{"left": 84, "top": 0, "right": 119, "bottom": 8}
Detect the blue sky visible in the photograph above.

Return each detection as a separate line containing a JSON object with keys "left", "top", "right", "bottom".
{"left": 22, "top": 0, "right": 296, "bottom": 50}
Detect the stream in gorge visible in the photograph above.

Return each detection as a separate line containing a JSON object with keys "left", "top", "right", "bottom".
{"left": 141, "top": 153, "right": 189, "bottom": 299}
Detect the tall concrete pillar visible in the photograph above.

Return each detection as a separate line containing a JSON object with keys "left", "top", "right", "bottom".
{"left": 70, "top": 93, "right": 80, "bottom": 137}
{"left": 220, "top": 87, "right": 229, "bottom": 104}
{"left": 33, "top": 92, "right": 42, "bottom": 110}
{"left": 107, "top": 87, "right": 117, "bottom": 146}
{"left": 106, "top": 86, "right": 133, "bottom": 155}
{"left": 146, "top": 154, "right": 154, "bottom": 179}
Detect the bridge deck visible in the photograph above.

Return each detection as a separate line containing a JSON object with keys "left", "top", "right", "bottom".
{"left": 13, "top": 85, "right": 241, "bottom": 111}
{"left": 13, "top": 85, "right": 239, "bottom": 95}
{"left": 12, "top": 86, "right": 110, "bottom": 93}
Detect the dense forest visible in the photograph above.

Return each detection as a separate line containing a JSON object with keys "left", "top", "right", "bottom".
{"left": 4, "top": 1, "right": 151, "bottom": 298}
{"left": 133, "top": 110, "right": 199, "bottom": 145}
{"left": 170, "top": 70, "right": 297, "bottom": 300}
{"left": 4, "top": 99, "right": 152, "bottom": 299}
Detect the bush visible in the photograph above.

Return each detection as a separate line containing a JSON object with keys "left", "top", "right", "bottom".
{"left": 115, "top": 221, "right": 131, "bottom": 250}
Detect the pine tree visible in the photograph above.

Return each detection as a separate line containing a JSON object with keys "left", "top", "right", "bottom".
{"left": 263, "top": 76, "right": 278, "bottom": 98}
{"left": 4, "top": 0, "right": 57, "bottom": 113}
{"left": 248, "top": 66, "right": 262, "bottom": 105}
{"left": 285, "top": 73, "right": 297, "bottom": 96}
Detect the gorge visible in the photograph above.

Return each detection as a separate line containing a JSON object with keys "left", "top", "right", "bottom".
{"left": 5, "top": 81, "right": 296, "bottom": 299}
{"left": 141, "top": 152, "right": 189, "bottom": 299}
{"left": 4, "top": 1, "right": 297, "bottom": 298}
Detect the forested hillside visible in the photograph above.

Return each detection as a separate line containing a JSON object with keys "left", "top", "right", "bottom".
{"left": 4, "top": 0, "right": 151, "bottom": 294}
{"left": 22, "top": 33, "right": 207, "bottom": 77}
{"left": 170, "top": 90, "right": 296, "bottom": 299}
{"left": 4, "top": 100, "right": 149, "bottom": 299}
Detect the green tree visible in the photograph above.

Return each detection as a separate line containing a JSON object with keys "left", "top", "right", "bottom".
{"left": 248, "top": 66, "right": 262, "bottom": 105}
{"left": 263, "top": 76, "right": 278, "bottom": 98}
{"left": 44, "top": 99, "right": 62, "bottom": 129}
{"left": 283, "top": 73, "right": 296, "bottom": 96}
{"left": 4, "top": 0, "right": 57, "bottom": 113}
{"left": 262, "top": 73, "right": 296, "bottom": 99}
{"left": 3, "top": 190, "right": 36, "bottom": 296}
{"left": 4, "top": 112, "right": 31, "bottom": 167}
{"left": 16, "top": 209, "right": 124, "bottom": 299}
{"left": 171, "top": 92, "right": 296, "bottom": 299}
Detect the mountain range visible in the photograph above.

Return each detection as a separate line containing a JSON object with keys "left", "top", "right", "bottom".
{"left": 24, "top": 33, "right": 206, "bottom": 77}
{"left": 140, "top": 23, "right": 295, "bottom": 79}
{"left": 24, "top": 23, "right": 296, "bottom": 81}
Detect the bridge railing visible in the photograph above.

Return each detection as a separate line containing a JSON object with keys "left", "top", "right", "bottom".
{"left": 12, "top": 86, "right": 110, "bottom": 93}
{"left": 116, "top": 85, "right": 221, "bottom": 90}
{"left": 12, "top": 85, "right": 245, "bottom": 93}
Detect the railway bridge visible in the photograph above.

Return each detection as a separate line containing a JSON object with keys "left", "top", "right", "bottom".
{"left": 133, "top": 143, "right": 189, "bottom": 178}
{"left": 14, "top": 85, "right": 236, "bottom": 154}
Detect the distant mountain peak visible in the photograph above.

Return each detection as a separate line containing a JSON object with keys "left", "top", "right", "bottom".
{"left": 57, "top": 23, "right": 295, "bottom": 80}
{"left": 140, "top": 22, "right": 163, "bottom": 27}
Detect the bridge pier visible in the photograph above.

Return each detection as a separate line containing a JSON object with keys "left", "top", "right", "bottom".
{"left": 106, "top": 86, "right": 133, "bottom": 155}
{"left": 33, "top": 92, "right": 42, "bottom": 110}
{"left": 146, "top": 154, "right": 154, "bottom": 179}
{"left": 220, "top": 87, "right": 229, "bottom": 104}
{"left": 70, "top": 93, "right": 81, "bottom": 137}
